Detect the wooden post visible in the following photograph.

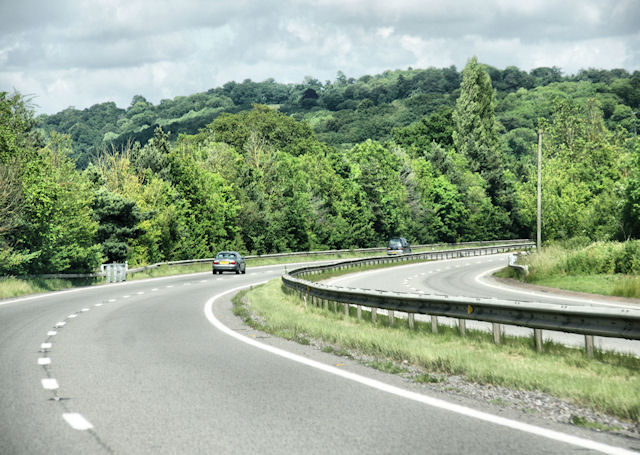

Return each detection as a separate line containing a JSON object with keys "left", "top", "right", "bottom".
{"left": 585, "top": 335, "right": 594, "bottom": 357}
{"left": 537, "top": 129, "right": 542, "bottom": 254}
{"left": 534, "top": 329, "right": 543, "bottom": 353}
{"left": 458, "top": 319, "right": 466, "bottom": 337}
{"left": 431, "top": 316, "right": 438, "bottom": 333}
{"left": 493, "top": 323, "right": 501, "bottom": 344}
{"left": 344, "top": 303, "right": 349, "bottom": 316}
{"left": 389, "top": 310, "right": 395, "bottom": 326}
{"left": 357, "top": 305, "right": 362, "bottom": 320}
{"left": 371, "top": 308, "right": 377, "bottom": 322}
{"left": 408, "top": 313, "right": 415, "bottom": 330}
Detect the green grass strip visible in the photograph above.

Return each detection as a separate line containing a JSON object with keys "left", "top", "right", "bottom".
{"left": 235, "top": 279, "right": 640, "bottom": 423}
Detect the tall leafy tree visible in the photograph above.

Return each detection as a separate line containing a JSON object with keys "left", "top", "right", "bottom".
{"left": 453, "top": 57, "right": 516, "bottom": 236}
{"left": 17, "top": 133, "right": 102, "bottom": 273}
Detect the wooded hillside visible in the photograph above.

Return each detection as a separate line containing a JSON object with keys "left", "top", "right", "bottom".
{"left": 1, "top": 59, "right": 638, "bottom": 274}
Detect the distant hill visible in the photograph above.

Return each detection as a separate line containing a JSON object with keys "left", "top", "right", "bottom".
{"left": 36, "top": 65, "right": 640, "bottom": 168}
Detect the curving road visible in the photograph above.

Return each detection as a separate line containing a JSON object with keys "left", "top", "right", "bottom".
{"left": 1, "top": 259, "right": 638, "bottom": 454}
{"left": 327, "top": 253, "right": 640, "bottom": 356}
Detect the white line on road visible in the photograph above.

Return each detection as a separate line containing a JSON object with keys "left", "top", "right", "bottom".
{"left": 55, "top": 322, "right": 66, "bottom": 328}
{"left": 47, "top": 331, "right": 57, "bottom": 336}
{"left": 63, "top": 413, "right": 93, "bottom": 431}
{"left": 42, "top": 378, "right": 59, "bottom": 390}
{"left": 41, "top": 343, "right": 52, "bottom": 349}
{"left": 204, "top": 285, "right": 636, "bottom": 455}
{"left": 476, "top": 267, "right": 640, "bottom": 309}
{"left": 38, "top": 358, "right": 51, "bottom": 366}
{"left": 68, "top": 314, "right": 77, "bottom": 318}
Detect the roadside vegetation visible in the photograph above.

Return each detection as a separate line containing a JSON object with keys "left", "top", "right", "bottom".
{"left": 234, "top": 279, "right": 640, "bottom": 424}
{"left": 504, "top": 240, "right": 640, "bottom": 298}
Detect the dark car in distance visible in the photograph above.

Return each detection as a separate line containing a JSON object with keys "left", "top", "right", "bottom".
{"left": 386, "top": 237, "right": 411, "bottom": 255}
{"left": 212, "top": 251, "right": 246, "bottom": 274}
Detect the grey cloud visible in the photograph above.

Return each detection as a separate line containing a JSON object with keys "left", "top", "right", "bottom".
{"left": 1, "top": 0, "right": 639, "bottom": 114}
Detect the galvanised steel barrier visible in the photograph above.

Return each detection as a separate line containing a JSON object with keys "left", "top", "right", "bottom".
{"left": 281, "top": 242, "right": 640, "bottom": 355}
{"left": 31, "top": 239, "right": 528, "bottom": 278}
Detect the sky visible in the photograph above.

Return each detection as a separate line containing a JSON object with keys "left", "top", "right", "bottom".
{"left": 1, "top": 0, "right": 639, "bottom": 115}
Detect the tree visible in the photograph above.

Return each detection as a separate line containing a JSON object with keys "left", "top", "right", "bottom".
{"left": 16, "top": 133, "right": 102, "bottom": 273}
{"left": 92, "top": 189, "right": 143, "bottom": 263}
{"left": 345, "top": 140, "right": 410, "bottom": 240}
{"left": 452, "top": 57, "right": 514, "bottom": 235}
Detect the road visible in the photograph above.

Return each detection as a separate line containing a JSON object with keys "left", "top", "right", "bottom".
{"left": 1, "top": 259, "right": 638, "bottom": 454}
{"left": 326, "top": 253, "right": 640, "bottom": 356}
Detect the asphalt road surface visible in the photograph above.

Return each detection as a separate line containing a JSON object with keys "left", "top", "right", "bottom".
{"left": 327, "top": 253, "right": 640, "bottom": 356}
{"left": 1, "top": 259, "right": 638, "bottom": 454}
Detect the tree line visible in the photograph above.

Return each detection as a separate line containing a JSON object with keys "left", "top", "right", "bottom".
{"left": 1, "top": 57, "right": 639, "bottom": 275}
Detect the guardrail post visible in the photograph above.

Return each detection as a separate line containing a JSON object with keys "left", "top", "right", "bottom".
{"left": 458, "top": 319, "right": 466, "bottom": 337}
{"left": 357, "top": 305, "right": 362, "bottom": 319}
{"left": 431, "top": 316, "right": 438, "bottom": 333}
{"left": 324, "top": 299, "right": 329, "bottom": 311}
{"left": 389, "top": 310, "right": 395, "bottom": 326}
{"left": 585, "top": 335, "right": 594, "bottom": 357}
{"left": 534, "top": 329, "right": 543, "bottom": 352}
{"left": 408, "top": 313, "right": 415, "bottom": 329}
{"left": 493, "top": 323, "right": 501, "bottom": 344}
{"left": 344, "top": 303, "right": 349, "bottom": 316}
{"left": 371, "top": 308, "right": 377, "bottom": 322}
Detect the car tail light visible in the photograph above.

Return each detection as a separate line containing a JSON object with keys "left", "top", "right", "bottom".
{"left": 213, "top": 260, "right": 219, "bottom": 264}
{"left": 230, "top": 261, "right": 236, "bottom": 265}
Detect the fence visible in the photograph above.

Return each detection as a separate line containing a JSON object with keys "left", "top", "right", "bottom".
{"left": 281, "top": 242, "right": 640, "bottom": 356}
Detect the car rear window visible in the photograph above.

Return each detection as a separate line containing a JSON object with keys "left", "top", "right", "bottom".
{"left": 388, "top": 239, "right": 402, "bottom": 248}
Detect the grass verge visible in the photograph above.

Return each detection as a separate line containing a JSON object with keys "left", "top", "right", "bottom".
{"left": 514, "top": 241, "right": 640, "bottom": 299}
{"left": 234, "top": 279, "right": 640, "bottom": 424}
{"left": 0, "top": 276, "right": 96, "bottom": 299}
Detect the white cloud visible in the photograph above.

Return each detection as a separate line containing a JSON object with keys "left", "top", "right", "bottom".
{"left": 1, "top": 0, "right": 638, "bottom": 114}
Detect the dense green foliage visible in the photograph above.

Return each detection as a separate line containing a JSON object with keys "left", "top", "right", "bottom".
{"left": 2, "top": 59, "right": 640, "bottom": 274}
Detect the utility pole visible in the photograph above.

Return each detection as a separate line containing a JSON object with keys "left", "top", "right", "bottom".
{"left": 537, "top": 129, "right": 542, "bottom": 254}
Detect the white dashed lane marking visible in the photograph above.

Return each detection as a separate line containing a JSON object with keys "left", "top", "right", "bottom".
{"left": 47, "top": 331, "right": 57, "bottom": 336}
{"left": 38, "top": 358, "right": 51, "bottom": 365}
{"left": 41, "top": 343, "right": 52, "bottom": 349}
{"left": 42, "top": 378, "right": 59, "bottom": 390}
{"left": 63, "top": 413, "right": 93, "bottom": 431}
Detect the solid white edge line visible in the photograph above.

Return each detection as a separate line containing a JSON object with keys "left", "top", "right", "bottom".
{"left": 63, "top": 413, "right": 93, "bottom": 430}
{"left": 204, "top": 283, "right": 637, "bottom": 455}
{"left": 476, "top": 267, "right": 639, "bottom": 309}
